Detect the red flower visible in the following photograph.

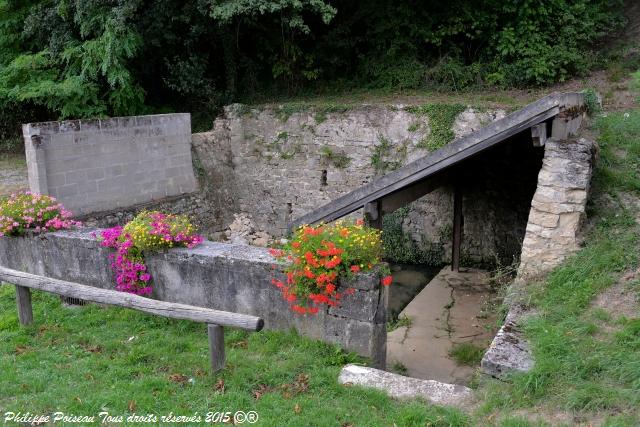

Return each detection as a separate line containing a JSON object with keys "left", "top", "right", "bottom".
{"left": 345, "top": 287, "right": 356, "bottom": 295}
{"left": 350, "top": 265, "right": 360, "bottom": 273}
{"left": 307, "top": 306, "right": 319, "bottom": 314}
{"left": 269, "top": 248, "right": 284, "bottom": 257}
{"left": 292, "top": 241, "right": 301, "bottom": 248}
{"left": 292, "top": 305, "right": 306, "bottom": 314}
{"left": 356, "top": 219, "right": 364, "bottom": 226}
{"left": 304, "top": 269, "right": 315, "bottom": 279}
{"left": 381, "top": 275, "right": 393, "bottom": 286}
{"left": 325, "top": 283, "right": 336, "bottom": 294}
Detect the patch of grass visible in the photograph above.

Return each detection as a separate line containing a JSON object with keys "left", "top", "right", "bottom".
{"left": 476, "top": 107, "right": 640, "bottom": 423}
{"left": 407, "top": 121, "right": 421, "bottom": 132}
{"left": 0, "top": 286, "right": 469, "bottom": 426}
{"left": 275, "top": 103, "right": 310, "bottom": 122}
{"left": 386, "top": 314, "right": 413, "bottom": 332}
{"left": 449, "top": 343, "right": 485, "bottom": 366}
{"left": 319, "top": 146, "right": 351, "bottom": 169}
{"left": 406, "top": 103, "right": 467, "bottom": 150}
{"left": 391, "top": 361, "right": 408, "bottom": 375}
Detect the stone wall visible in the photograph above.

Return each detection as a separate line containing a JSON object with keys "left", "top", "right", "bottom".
{"left": 191, "top": 104, "right": 545, "bottom": 266}
{"left": 0, "top": 230, "right": 387, "bottom": 366}
{"left": 517, "top": 137, "right": 597, "bottom": 278}
{"left": 23, "top": 114, "right": 197, "bottom": 215}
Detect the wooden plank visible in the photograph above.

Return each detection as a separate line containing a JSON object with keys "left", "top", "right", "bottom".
{"left": 15, "top": 285, "right": 33, "bottom": 326}
{"left": 208, "top": 324, "right": 226, "bottom": 372}
{"left": 290, "top": 93, "right": 578, "bottom": 228}
{"left": 451, "top": 184, "right": 463, "bottom": 272}
{"left": 380, "top": 174, "right": 448, "bottom": 215}
{"left": 0, "top": 266, "right": 264, "bottom": 331}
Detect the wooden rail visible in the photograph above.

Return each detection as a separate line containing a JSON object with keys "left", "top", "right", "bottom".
{"left": 0, "top": 266, "right": 264, "bottom": 372}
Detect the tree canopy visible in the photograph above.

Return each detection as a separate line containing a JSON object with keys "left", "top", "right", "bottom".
{"left": 0, "top": 0, "right": 626, "bottom": 133}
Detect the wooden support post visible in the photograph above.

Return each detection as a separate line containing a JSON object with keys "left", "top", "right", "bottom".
{"left": 531, "top": 123, "right": 547, "bottom": 147}
{"left": 208, "top": 324, "right": 225, "bottom": 372}
{"left": 15, "top": 285, "right": 33, "bottom": 326}
{"left": 364, "top": 200, "right": 382, "bottom": 229}
{"left": 451, "top": 184, "right": 463, "bottom": 272}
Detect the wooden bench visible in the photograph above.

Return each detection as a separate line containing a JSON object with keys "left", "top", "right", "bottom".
{"left": 0, "top": 266, "right": 264, "bottom": 372}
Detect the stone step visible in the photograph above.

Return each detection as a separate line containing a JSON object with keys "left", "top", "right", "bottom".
{"left": 338, "top": 364, "right": 474, "bottom": 408}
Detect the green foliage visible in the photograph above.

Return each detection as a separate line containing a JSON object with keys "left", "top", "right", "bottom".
{"left": 319, "top": 146, "right": 351, "bottom": 169}
{"left": 583, "top": 88, "right": 602, "bottom": 115}
{"left": 448, "top": 343, "right": 486, "bottom": 366}
{"left": 0, "top": 0, "right": 626, "bottom": 134}
{"left": 382, "top": 207, "right": 444, "bottom": 265}
{"left": 386, "top": 314, "right": 412, "bottom": 332}
{"left": 370, "top": 136, "right": 408, "bottom": 174}
{"left": 408, "top": 103, "right": 466, "bottom": 150}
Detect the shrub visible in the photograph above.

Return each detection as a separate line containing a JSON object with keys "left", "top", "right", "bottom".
{"left": 269, "top": 219, "right": 392, "bottom": 315}
{"left": 0, "top": 191, "right": 80, "bottom": 236}
{"left": 97, "top": 211, "right": 203, "bottom": 296}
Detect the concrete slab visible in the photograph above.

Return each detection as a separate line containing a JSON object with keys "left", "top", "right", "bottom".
{"left": 387, "top": 266, "right": 498, "bottom": 385}
{"left": 338, "top": 364, "right": 474, "bottom": 408}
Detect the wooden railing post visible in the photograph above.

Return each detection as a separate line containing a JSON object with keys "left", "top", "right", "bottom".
{"left": 15, "top": 285, "right": 33, "bottom": 326}
{"left": 208, "top": 324, "right": 225, "bottom": 372}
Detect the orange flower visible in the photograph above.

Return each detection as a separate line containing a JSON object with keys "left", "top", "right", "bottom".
{"left": 381, "top": 275, "right": 393, "bottom": 286}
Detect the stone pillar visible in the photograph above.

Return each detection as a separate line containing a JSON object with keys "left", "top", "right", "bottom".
{"left": 517, "top": 137, "right": 597, "bottom": 279}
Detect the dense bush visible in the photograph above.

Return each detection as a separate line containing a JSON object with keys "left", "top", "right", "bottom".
{"left": 0, "top": 0, "right": 626, "bottom": 145}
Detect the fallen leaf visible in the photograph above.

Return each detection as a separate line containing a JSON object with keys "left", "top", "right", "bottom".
{"left": 128, "top": 400, "right": 137, "bottom": 412}
{"left": 214, "top": 378, "right": 225, "bottom": 393}
{"left": 168, "top": 374, "right": 188, "bottom": 384}
{"left": 84, "top": 373, "right": 95, "bottom": 381}
{"left": 83, "top": 344, "right": 103, "bottom": 354}
{"left": 252, "top": 384, "right": 272, "bottom": 400}
{"left": 195, "top": 369, "right": 206, "bottom": 378}
{"left": 74, "top": 396, "right": 82, "bottom": 403}
{"left": 294, "top": 404, "right": 301, "bottom": 414}
{"left": 342, "top": 423, "right": 354, "bottom": 427}
{"left": 14, "top": 345, "right": 28, "bottom": 355}
{"left": 231, "top": 340, "right": 248, "bottom": 349}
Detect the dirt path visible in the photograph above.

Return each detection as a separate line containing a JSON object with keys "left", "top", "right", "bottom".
{"left": 0, "top": 154, "right": 28, "bottom": 196}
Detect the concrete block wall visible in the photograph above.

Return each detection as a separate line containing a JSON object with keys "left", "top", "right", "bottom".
{"left": 0, "top": 230, "right": 387, "bottom": 366}
{"left": 23, "top": 114, "right": 197, "bottom": 215}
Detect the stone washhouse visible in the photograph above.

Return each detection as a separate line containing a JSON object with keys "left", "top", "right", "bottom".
{"left": 3, "top": 92, "right": 596, "bottom": 404}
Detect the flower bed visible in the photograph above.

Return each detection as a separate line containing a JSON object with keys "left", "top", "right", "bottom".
{"left": 97, "top": 211, "right": 203, "bottom": 296}
{"left": 270, "top": 219, "right": 392, "bottom": 315}
{"left": 0, "top": 191, "right": 81, "bottom": 236}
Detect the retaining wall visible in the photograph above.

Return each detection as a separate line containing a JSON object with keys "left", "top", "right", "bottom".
{"left": 23, "top": 114, "right": 197, "bottom": 215}
{"left": 0, "top": 229, "right": 387, "bottom": 366}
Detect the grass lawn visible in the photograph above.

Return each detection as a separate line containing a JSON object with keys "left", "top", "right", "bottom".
{"left": 0, "top": 286, "right": 467, "bottom": 426}
{"left": 1, "top": 85, "right": 640, "bottom": 426}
